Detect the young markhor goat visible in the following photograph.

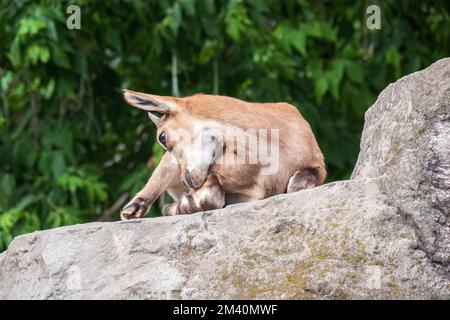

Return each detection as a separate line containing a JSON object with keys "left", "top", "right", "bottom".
{"left": 120, "top": 89, "right": 326, "bottom": 219}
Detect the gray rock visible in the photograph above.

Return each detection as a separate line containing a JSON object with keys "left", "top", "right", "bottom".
{"left": 0, "top": 58, "right": 449, "bottom": 299}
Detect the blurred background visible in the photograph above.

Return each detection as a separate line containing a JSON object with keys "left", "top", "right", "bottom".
{"left": 0, "top": 0, "right": 449, "bottom": 251}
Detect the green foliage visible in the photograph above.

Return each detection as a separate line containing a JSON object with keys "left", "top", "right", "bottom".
{"left": 0, "top": 0, "right": 449, "bottom": 251}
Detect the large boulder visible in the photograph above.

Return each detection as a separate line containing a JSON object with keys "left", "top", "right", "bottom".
{"left": 0, "top": 58, "right": 449, "bottom": 299}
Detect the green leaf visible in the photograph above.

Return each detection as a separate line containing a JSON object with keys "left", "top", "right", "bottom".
{"left": 327, "top": 59, "right": 346, "bottom": 99}
{"left": 45, "top": 211, "right": 62, "bottom": 229}
{"left": 17, "top": 18, "right": 46, "bottom": 37}
{"left": 0, "top": 174, "right": 15, "bottom": 198}
{"left": 161, "top": 3, "right": 182, "bottom": 36}
{"left": 385, "top": 45, "right": 402, "bottom": 76}
{"left": 8, "top": 38, "right": 21, "bottom": 66}
{"left": 314, "top": 77, "right": 328, "bottom": 103}
{"left": 25, "top": 44, "right": 50, "bottom": 65}
{"left": 1, "top": 72, "right": 13, "bottom": 92}
{"left": 198, "top": 40, "right": 218, "bottom": 64}
{"left": 40, "top": 78, "right": 55, "bottom": 99}
{"left": 291, "top": 31, "right": 307, "bottom": 56}
{"left": 275, "top": 23, "right": 308, "bottom": 56}
{"left": 51, "top": 153, "right": 66, "bottom": 178}
{"left": 180, "top": 0, "right": 196, "bottom": 16}
{"left": 225, "top": 1, "right": 251, "bottom": 41}
{"left": 345, "top": 61, "right": 364, "bottom": 84}
{"left": 301, "top": 21, "right": 337, "bottom": 42}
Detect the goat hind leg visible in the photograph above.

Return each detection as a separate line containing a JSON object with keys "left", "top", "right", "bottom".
{"left": 287, "top": 167, "right": 321, "bottom": 193}
{"left": 176, "top": 174, "right": 225, "bottom": 215}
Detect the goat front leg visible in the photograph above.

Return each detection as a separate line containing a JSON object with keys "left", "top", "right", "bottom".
{"left": 163, "top": 174, "right": 225, "bottom": 215}
{"left": 120, "top": 152, "right": 180, "bottom": 220}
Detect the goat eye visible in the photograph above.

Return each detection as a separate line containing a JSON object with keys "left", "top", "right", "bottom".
{"left": 158, "top": 131, "right": 167, "bottom": 147}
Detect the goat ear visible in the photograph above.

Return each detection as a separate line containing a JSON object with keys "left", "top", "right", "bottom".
{"left": 122, "top": 89, "right": 179, "bottom": 114}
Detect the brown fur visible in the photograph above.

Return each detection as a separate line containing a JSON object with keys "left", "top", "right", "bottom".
{"left": 120, "top": 90, "right": 326, "bottom": 219}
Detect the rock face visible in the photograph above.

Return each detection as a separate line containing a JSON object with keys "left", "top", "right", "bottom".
{"left": 0, "top": 59, "right": 449, "bottom": 300}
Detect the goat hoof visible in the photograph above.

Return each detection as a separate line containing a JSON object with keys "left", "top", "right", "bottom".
{"left": 162, "top": 203, "right": 177, "bottom": 216}
{"left": 120, "top": 197, "right": 149, "bottom": 220}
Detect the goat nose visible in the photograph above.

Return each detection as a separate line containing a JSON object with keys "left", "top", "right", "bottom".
{"left": 184, "top": 170, "right": 194, "bottom": 188}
